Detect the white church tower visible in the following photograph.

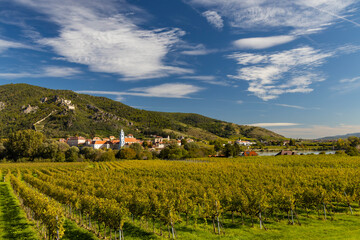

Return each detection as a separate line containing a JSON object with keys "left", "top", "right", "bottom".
{"left": 119, "top": 129, "right": 125, "bottom": 149}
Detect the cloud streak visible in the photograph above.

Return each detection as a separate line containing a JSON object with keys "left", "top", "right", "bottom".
{"left": 180, "top": 44, "right": 217, "bottom": 56}
{"left": 249, "top": 123, "right": 300, "bottom": 127}
{"left": 233, "top": 35, "right": 296, "bottom": 49}
{"left": 0, "top": 38, "right": 32, "bottom": 52}
{"left": 272, "top": 124, "right": 360, "bottom": 139}
{"left": 202, "top": 10, "right": 224, "bottom": 30}
{"left": 333, "top": 76, "right": 360, "bottom": 93}
{"left": 78, "top": 83, "right": 204, "bottom": 99}
{"left": 0, "top": 66, "right": 81, "bottom": 78}
{"left": 274, "top": 104, "right": 306, "bottom": 110}
{"left": 178, "top": 75, "right": 230, "bottom": 86}
{"left": 186, "top": 0, "right": 358, "bottom": 34}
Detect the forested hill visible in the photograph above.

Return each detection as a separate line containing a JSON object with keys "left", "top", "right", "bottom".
{"left": 0, "top": 83, "right": 283, "bottom": 140}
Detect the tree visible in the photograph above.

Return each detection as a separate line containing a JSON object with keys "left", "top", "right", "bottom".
{"left": 65, "top": 146, "right": 79, "bottom": 162}
{"left": 184, "top": 142, "right": 199, "bottom": 151}
{"left": 5, "top": 129, "right": 45, "bottom": 161}
{"left": 39, "top": 140, "right": 59, "bottom": 160}
{"left": 159, "top": 143, "right": 188, "bottom": 159}
{"left": 118, "top": 148, "right": 137, "bottom": 159}
{"left": 129, "top": 143, "right": 143, "bottom": 159}
{"left": 80, "top": 146, "right": 96, "bottom": 160}
{"left": 98, "top": 149, "right": 116, "bottom": 162}
{"left": 289, "top": 139, "right": 296, "bottom": 146}
{"left": 345, "top": 146, "right": 360, "bottom": 156}
{"left": 212, "top": 139, "right": 225, "bottom": 153}
{"left": 348, "top": 136, "right": 360, "bottom": 147}
{"left": 0, "top": 142, "right": 5, "bottom": 159}
{"left": 138, "top": 150, "right": 153, "bottom": 160}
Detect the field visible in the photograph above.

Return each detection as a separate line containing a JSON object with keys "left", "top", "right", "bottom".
{"left": 1, "top": 155, "right": 360, "bottom": 239}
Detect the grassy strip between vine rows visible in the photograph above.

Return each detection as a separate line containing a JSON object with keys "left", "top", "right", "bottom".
{"left": 0, "top": 179, "right": 39, "bottom": 240}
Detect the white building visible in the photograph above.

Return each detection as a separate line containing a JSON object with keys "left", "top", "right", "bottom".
{"left": 236, "top": 139, "right": 255, "bottom": 146}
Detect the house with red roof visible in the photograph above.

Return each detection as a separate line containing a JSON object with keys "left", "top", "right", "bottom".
{"left": 67, "top": 136, "right": 86, "bottom": 146}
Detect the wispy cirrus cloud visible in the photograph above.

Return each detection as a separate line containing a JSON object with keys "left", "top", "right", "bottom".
{"left": 0, "top": 38, "right": 32, "bottom": 52}
{"left": 272, "top": 124, "right": 360, "bottom": 139}
{"left": 274, "top": 104, "right": 306, "bottom": 110}
{"left": 202, "top": 10, "right": 224, "bottom": 30}
{"left": 249, "top": 123, "right": 300, "bottom": 127}
{"left": 332, "top": 76, "right": 360, "bottom": 93}
{"left": 78, "top": 83, "right": 204, "bottom": 99}
{"left": 180, "top": 44, "right": 217, "bottom": 56}
{"left": 185, "top": 0, "right": 358, "bottom": 34}
{"left": 0, "top": 66, "right": 81, "bottom": 78}
{"left": 13, "top": 0, "right": 191, "bottom": 81}
{"left": 233, "top": 35, "right": 296, "bottom": 50}
{"left": 228, "top": 46, "right": 331, "bottom": 100}
{"left": 178, "top": 75, "right": 231, "bottom": 86}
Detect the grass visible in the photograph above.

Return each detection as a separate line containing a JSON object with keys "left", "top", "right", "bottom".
{"left": 169, "top": 211, "right": 360, "bottom": 240}
{"left": 112, "top": 209, "right": 360, "bottom": 240}
{"left": 0, "top": 181, "right": 38, "bottom": 240}
{"left": 62, "top": 219, "right": 99, "bottom": 240}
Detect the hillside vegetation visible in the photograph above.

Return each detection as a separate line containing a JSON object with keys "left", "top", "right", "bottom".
{"left": 0, "top": 83, "right": 282, "bottom": 140}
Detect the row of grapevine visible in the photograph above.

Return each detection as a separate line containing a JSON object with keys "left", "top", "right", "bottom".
{"left": 3, "top": 155, "right": 360, "bottom": 238}
{"left": 22, "top": 173, "right": 129, "bottom": 239}
{"left": 25, "top": 156, "right": 360, "bottom": 236}
{"left": 10, "top": 174, "right": 65, "bottom": 239}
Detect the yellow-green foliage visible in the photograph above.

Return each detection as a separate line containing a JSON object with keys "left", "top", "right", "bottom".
{"left": 2, "top": 155, "right": 360, "bottom": 239}
{"left": 10, "top": 175, "right": 65, "bottom": 239}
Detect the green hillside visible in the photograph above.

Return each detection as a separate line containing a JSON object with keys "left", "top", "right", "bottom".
{"left": 0, "top": 83, "right": 283, "bottom": 140}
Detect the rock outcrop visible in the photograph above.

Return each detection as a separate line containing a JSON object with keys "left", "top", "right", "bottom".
{"left": 54, "top": 96, "right": 75, "bottom": 110}
{"left": 22, "top": 104, "right": 39, "bottom": 114}
{"left": 0, "top": 102, "right": 5, "bottom": 111}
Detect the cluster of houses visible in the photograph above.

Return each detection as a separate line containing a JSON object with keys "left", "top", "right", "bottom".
{"left": 60, "top": 131, "right": 183, "bottom": 151}
{"left": 235, "top": 139, "right": 255, "bottom": 146}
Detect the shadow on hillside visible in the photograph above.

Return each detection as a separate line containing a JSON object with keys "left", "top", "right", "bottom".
{"left": 62, "top": 219, "right": 98, "bottom": 240}
{"left": 123, "top": 222, "right": 158, "bottom": 240}
{"left": 0, "top": 183, "right": 38, "bottom": 240}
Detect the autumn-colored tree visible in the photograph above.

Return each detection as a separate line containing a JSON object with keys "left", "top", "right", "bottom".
{"left": 5, "top": 129, "right": 45, "bottom": 161}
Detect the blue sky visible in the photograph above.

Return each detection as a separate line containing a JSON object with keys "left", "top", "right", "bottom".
{"left": 1, "top": 0, "right": 360, "bottom": 138}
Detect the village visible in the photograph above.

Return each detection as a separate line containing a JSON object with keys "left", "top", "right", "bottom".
{"left": 60, "top": 130, "right": 191, "bottom": 151}
{"left": 59, "top": 129, "right": 258, "bottom": 155}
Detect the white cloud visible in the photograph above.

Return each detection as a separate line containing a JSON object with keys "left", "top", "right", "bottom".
{"left": 178, "top": 75, "right": 230, "bottom": 86}
{"left": 228, "top": 46, "right": 332, "bottom": 100}
{"left": 333, "top": 76, "right": 360, "bottom": 93}
{"left": 180, "top": 44, "right": 216, "bottom": 56}
{"left": 0, "top": 66, "right": 81, "bottom": 78}
{"left": 272, "top": 124, "right": 360, "bottom": 139}
{"left": 78, "top": 83, "right": 204, "bottom": 99}
{"left": 14, "top": 0, "right": 190, "bottom": 81}
{"left": 339, "top": 76, "right": 360, "bottom": 83}
{"left": 0, "top": 38, "right": 31, "bottom": 52}
{"left": 233, "top": 35, "right": 296, "bottom": 49}
{"left": 186, "top": 0, "right": 358, "bottom": 34}
{"left": 249, "top": 123, "right": 300, "bottom": 127}
{"left": 202, "top": 10, "right": 224, "bottom": 30}
{"left": 274, "top": 104, "right": 306, "bottom": 110}
{"left": 236, "top": 100, "right": 243, "bottom": 104}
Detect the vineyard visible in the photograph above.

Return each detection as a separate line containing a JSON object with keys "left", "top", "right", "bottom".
{"left": 1, "top": 155, "right": 360, "bottom": 239}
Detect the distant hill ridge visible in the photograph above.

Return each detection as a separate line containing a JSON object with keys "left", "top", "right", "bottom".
{"left": 0, "top": 83, "right": 283, "bottom": 140}
{"left": 318, "top": 133, "right": 360, "bottom": 140}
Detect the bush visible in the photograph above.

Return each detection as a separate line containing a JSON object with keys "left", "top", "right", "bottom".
{"left": 98, "top": 149, "right": 115, "bottom": 162}
{"left": 345, "top": 146, "right": 360, "bottom": 156}
{"left": 65, "top": 146, "right": 80, "bottom": 162}
{"left": 118, "top": 148, "right": 137, "bottom": 160}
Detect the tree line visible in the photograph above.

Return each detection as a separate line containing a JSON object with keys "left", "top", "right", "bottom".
{"left": 0, "top": 129, "right": 221, "bottom": 162}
